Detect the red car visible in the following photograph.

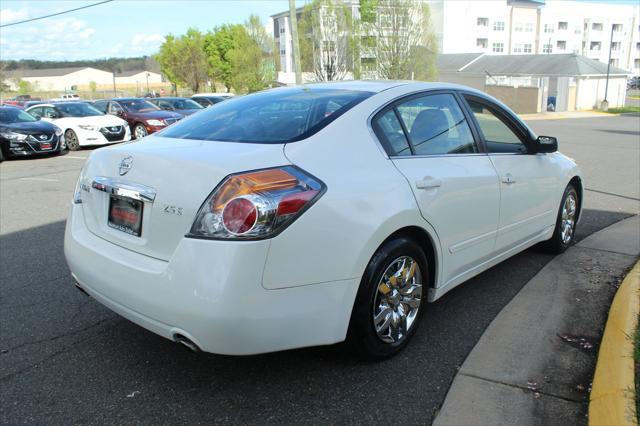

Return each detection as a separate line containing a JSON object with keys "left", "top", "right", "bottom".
{"left": 93, "top": 98, "right": 182, "bottom": 139}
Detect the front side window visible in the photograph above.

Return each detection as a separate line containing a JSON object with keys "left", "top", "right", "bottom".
{"left": 161, "top": 88, "right": 372, "bottom": 143}
{"left": 109, "top": 102, "right": 124, "bottom": 114}
{"left": 43, "top": 107, "right": 62, "bottom": 119}
{"left": 373, "top": 93, "right": 477, "bottom": 156}
{"left": 465, "top": 97, "right": 527, "bottom": 154}
{"left": 27, "top": 107, "right": 44, "bottom": 119}
{"left": 93, "top": 101, "right": 108, "bottom": 113}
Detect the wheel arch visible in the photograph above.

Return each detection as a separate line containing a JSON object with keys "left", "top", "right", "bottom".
{"left": 568, "top": 175, "right": 583, "bottom": 222}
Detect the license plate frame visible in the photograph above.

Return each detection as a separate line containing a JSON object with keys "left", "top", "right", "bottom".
{"left": 108, "top": 195, "right": 143, "bottom": 237}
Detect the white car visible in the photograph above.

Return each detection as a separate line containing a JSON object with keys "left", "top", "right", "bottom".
{"left": 26, "top": 102, "right": 131, "bottom": 150}
{"left": 65, "top": 81, "right": 582, "bottom": 358}
{"left": 51, "top": 94, "right": 81, "bottom": 102}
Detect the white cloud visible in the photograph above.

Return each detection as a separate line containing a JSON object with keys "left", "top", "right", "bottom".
{"left": 131, "top": 33, "right": 164, "bottom": 48}
{"left": 0, "top": 17, "right": 96, "bottom": 60}
{"left": 0, "top": 8, "right": 29, "bottom": 25}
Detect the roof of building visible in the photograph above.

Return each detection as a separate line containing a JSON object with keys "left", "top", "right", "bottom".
{"left": 439, "top": 53, "right": 631, "bottom": 77}
{"left": 6, "top": 67, "right": 103, "bottom": 78}
{"left": 436, "top": 53, "right": 484, "bottom": 72}
{"left": 117, "top": 70, "right": 159, "bottom": 77}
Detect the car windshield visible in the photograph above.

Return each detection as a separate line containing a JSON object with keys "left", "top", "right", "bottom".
{"left": 119, "top": 99, "right": 160, "bottom": 112}
{"left": 166, "top": 98, "right": 203, "bottom": 110}
{"left": 0, "top": 108, "right": 38, "bottom": 123}
{"left": 55, "top": 103, "right": 103, "bottom": 117}
{"left": 161, "top": 88, "right": 372, "bottom": 143}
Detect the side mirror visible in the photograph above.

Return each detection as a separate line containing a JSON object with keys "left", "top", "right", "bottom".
{"left": 536, "top": 135, "right": 558, "bottom": 153}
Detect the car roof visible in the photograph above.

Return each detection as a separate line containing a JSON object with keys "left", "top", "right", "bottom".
{"left": 193, "top": 93, "right": 234, "bottom": 97}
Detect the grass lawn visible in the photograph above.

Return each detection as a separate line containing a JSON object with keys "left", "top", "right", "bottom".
{"left": 636, "top": 314, "right": 639, "bottom": 423}
{"left": 607, "top": 106, "right": 640, "bottom": 114}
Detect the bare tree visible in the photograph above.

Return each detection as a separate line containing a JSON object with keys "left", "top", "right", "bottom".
{"left": 367, "top": 0, "right": 437, "bottom": 80}
{"left": 299, "top": 0, "right": 353, "bottom": 81}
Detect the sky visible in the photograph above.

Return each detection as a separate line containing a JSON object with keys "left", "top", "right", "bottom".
{"left": 0, "top": 0, "right": 638, "bottom": 62}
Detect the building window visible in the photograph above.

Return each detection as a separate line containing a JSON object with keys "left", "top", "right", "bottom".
{"left": 543, "top": 44, "right": 552, "bottom": 53}
{"left": 524, "top": 43, "right": 532, "bottom": 53}
{"left": 558, "top": 21, "right": 568, "bottom": 31}
{"left": 635, "top": 58, "right": 640, "bottom": 68}
{"left": 492, "top": 42, "right": 504, "bottom": 53}
{"left": 592, "top": 22, "right": 603, "bottom": 31}
{"left": 611, "top": 42, "right": 621, "bottom": 51}
{"left": 514, "top": 22, "right": 523, "bottom": 32}
{"left": 361, "top": 58, "right": 376, "bottom": 72}
{"left": 493, "top": 21, "right": 505, "bottom": 31}
{"left": 280, "top": 49, "right": 286, "bottom": 55}
{"left": 609, "top": 59, "right": 618, "bottom": 67}
{"left": 574, "top": 25, "right": 581, "bottom": 34}
{"left": 544, "top": 23, "right": 554, "bottom": 33}
{"left": 477, "top": 17, "right": 488, "bottom": 26}
{"left": 590, "top": 41, "right": 601, "bottom": 51}
{"left": 280, "top": 27, "right": 285, "bottom": 34}
{"left": 513, "top": 43, "right": 523, "bottom": 53}
{"left": 525, "top": 22, "right": 534, "bottom": 32}
{"left": 361, "top": 36, "right": 376, "bottom": 49}
{"left": 477, "top": 38, "right": 488, "bottom": 49}
{"left": 612, "top": 24, "right": 623, "bottom": 32}
{"left": 636, "top": 42, "right": 640, "bottom": 50}
{"left": 557, "top": 40, "right": 567, "bottom": 50}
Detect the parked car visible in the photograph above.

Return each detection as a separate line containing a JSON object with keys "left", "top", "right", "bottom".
{"left": 51, "top": 94, "right": 81, "bottom": 102}
{"left": 93, "top": 98, "right": 182, "bottom": 139}
{"left": 65, "top": 81, "right": 583, "bottom": 359}
{"left": 191, "top": 92, "right": 234, "bottom": 108}
{"left": 147, "top": 97, "right": 204, "bottom": 116}
{"left": 25, "top": 102, "right": 131, "bottom": 151}
{"left": 0, "top": 106, "right": 63, "bottom": 161}
{"left": 23, "top": 100, "right": 47, "bottom": 109}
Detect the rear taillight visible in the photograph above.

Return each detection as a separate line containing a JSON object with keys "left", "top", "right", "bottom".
{"left": 188, "top": 166, "right": 325, "bottom": 240}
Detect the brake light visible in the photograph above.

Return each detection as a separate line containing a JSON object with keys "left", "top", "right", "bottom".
{"left": 189, "top": 166, "right": 325, "bottom": 239}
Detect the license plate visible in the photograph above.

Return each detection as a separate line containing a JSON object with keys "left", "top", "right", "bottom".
{"left": 108, "top": 196, "right": 143, "bottom": 237}
{"left": 40, "top": 143, "right": 52, "bottom": 150}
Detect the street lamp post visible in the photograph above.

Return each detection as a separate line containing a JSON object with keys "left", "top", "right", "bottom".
{"left": 112, "top": 70, "right": 117, "bottom": 98}
{"left": 602, "top": 24, "right": 615, "bottom": 111}
{"left": 146, "top": 72, "right": 150, "bottom": 94}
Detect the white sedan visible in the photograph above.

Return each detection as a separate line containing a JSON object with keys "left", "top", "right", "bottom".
{"left": 26, "top": 102, "right": 131, "bottom": 150}
{"left": 65, "top": 81, "right": 582, "bottom": 359}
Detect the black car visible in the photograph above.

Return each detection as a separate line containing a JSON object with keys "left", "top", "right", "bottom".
{"left": 0, "top": 106, "right": 63, "bottom": 161}
{"left": 191, "top": 94, "right": 233, "bottom": 108}
{"left": 147, "top": 97, "right": 205, "bottom": 117}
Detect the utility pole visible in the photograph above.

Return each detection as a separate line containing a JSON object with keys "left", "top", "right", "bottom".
{"left": 602, "top": 24, "right": 614, "bottom": 110}
{"left": 146, "top": 72, "right": 150, "bottom": 94}
{"left": 289, "top": 0, "right": 302, "bottom": 85}
{"left": 112, "top": 70, "right": 117, "bottom": 98}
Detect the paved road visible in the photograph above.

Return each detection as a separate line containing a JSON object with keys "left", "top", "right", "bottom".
{"left": 1, "top": 116, "right": 637, "bottom": 424}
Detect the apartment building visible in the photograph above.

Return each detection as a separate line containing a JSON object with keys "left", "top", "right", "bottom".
{"left": 271, "top": 0, "right": 640, "bottom": 80}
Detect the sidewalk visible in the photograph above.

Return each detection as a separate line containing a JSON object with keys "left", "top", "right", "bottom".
{"left": 520, "top": 111, "right": 614, "bottom": 121}
{"left": 434, "top": 215, "right": 640, "bottom": 426}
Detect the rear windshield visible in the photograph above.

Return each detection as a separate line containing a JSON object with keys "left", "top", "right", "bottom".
{"left": 160, "top": 88, "right": 372, "bottom": 143}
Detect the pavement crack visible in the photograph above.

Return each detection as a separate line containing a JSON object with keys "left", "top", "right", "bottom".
{"left": 459, "top": 372, "right": 585, "bottom": 404}
{"left": 1, "top": 318, "right": 115, "bottom": 355}
{"left": 574, "top": 245, "right": 638, "bottom": 257}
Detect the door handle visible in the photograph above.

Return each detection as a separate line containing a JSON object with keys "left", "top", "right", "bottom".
{"left": 416, "top": 177, "right": 442, "bottom": 190}
{"left": 501, "top": 174, "right": 516, "bottom": 185}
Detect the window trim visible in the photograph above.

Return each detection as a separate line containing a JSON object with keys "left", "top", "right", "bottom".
{"left": 370, "top": 89, "right": 484, "bottom": 158}
{"left": 458, "top": 93, "right": 536, "bottom": 155}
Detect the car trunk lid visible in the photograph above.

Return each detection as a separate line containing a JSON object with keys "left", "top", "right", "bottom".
{"left": 79, "top": 136, "right": 288, "bottom": 260}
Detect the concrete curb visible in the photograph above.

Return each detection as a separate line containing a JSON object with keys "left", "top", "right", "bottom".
{"left": 521, "top": 111, "right": 616, "bottom": 121}
{"left": 433, "top": 215, "right": 640, "bottom": 426}
{"left": 589, "top": 261, "right": 639, "bottom": 426}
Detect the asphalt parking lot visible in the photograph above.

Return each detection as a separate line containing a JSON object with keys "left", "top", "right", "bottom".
{"left": 1, "top": 115, "right": 638, "bottom": 424}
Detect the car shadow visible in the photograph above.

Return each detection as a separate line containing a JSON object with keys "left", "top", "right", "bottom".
{"left": 595, "top": 128, "right": 640, "bottom": 136}
{"left": 0, "top": 208, "right": 632, "bottom": 424}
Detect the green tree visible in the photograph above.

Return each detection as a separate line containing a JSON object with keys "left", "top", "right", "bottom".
{"left": 367, "top": 0, "right": 438, "bottom": 80}
{"left": 298, "top": 0, "right": 355, "bottom": 81}
{"left": 204, "top": 24, "right": 245, "bottom": 92}
{"left": 89, "top": 81, "right": 97, "bottom": 97}
{"left": 155, "top": 29, "right": 208, "bottom": 92}
{"left": 229, "top": 15, "right": 276, "bottom": 92}
{"left": 13, "top": 78, "right": 31, "bottom": 95}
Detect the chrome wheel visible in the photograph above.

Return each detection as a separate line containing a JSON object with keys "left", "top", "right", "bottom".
{"left": 134, "top": 124, "right": 147, "bottom": 139}
{"left": 561, "top": 192, "right": 577, "bottom": 244}
{"left": 372, "top": 256, "right": 422, "bottom": 344}
{"left": 65, "top": 130, "right": 79, "bottom": 151}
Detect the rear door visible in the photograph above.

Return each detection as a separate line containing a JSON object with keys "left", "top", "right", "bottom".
{"left": 373, "top": 91, "right": 501, "bottom": 285}
{"left": 461, "top": 95, "right": 556, "bottom": 252}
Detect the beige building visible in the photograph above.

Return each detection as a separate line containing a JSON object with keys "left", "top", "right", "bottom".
{"left": 437, "top": 53, "right": 630, "bottom": 113}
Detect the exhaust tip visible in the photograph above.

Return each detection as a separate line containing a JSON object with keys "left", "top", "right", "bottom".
{"left": 174, "top": 334, "right": 201, "bottom": 353}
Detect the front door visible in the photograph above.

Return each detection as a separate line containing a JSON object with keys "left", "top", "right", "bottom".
{"left": 373, "top": 91, "right": 501, "bottom": 286}
{"left": 462, "top": 95, "right": 555, "bottom": 252}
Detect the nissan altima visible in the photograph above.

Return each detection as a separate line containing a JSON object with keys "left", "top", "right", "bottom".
{"left": 65, "top": 81, "right": 582, "bottom": 359}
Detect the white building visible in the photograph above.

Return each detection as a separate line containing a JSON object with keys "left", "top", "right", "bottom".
{"left": 271, "top": 0, "right": 640, "bottom": 79}
{"left": 115, "top": 70, "right": 162, "bottom": 86}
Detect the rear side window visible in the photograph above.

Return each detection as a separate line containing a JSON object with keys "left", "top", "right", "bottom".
{"left": 373, "top": 92, "right": 477, "bottom": 156}
{"left": 161, "top": 88, "right": 372, "bottom": 143}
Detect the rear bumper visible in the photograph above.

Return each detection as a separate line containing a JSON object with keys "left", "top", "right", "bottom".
{"left": 64, "top": 203, "right": 358, "bottom": 355}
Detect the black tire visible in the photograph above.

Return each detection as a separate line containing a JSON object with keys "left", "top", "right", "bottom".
{"left": 542, "top": 184, "right": 579, "bottom": 254}
{"left": 65, "top": 129, "right": 80, "bottom": 151}
{"left": 133, "top": 123, "right": 148, "bottom": 139}
{"left": 346, "top": 237, "right": 428, "bottom": 360}
{"left": 0, "top": 148, "right": 4, "bottom": 162}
